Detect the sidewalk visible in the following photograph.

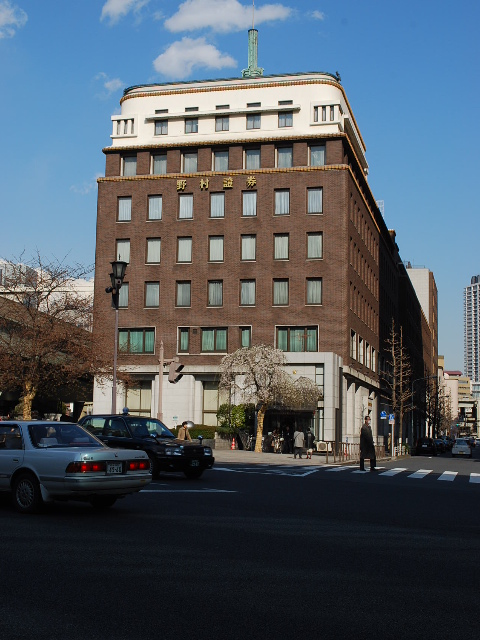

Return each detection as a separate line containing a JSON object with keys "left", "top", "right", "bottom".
{"left": 212, "top": 448, "right": 396, "bottom": 467}
{"left": 213, "top": 448, "right": 349, "bottom": 466}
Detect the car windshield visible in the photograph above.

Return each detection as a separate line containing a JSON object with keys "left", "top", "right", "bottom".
{"left": 455, "top": 439, "right": 467, "bottom": 445}
{"left": 124, "top": 417, "right": 175, "bottom": 439}
{"left": 29, "top": 423, "right": 103, "bottom": 448}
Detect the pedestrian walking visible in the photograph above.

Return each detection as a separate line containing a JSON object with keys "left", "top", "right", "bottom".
{"left": 178, "top": 420, "right": 193, "bottom": 441}
{"left": 360, "top": 415, "right": 376, "bottom": 471}
{"left": 305, "top": 427, "right": 315, "bottom": 459}
{"left": 293, "top": 427, "right": 305, "bottom": 459}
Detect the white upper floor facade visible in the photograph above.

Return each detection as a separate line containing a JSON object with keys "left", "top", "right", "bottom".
{"left": 109, "top": 72, "right": 368, "bottom": 176}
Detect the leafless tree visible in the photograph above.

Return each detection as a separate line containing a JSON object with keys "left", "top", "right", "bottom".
{"left": 0, "top": 253, "right": 104, "bottom": 419}
{"left": 381, "top": 319, "right": 413, "bottom": 445}
{"left": 219, "top": 344, "right": 321, "bottom": 452}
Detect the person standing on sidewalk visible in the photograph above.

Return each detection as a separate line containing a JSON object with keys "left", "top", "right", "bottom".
{"left": 360, "top": 415, "right": 376, "bottom": 471}
{"left": 293, "top": 427, "right": 305, "bottom": 459}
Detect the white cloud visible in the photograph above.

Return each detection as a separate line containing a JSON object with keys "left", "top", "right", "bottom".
{"left": 311, "top": 10, "right": 325, "bottom": 20}
{"left": 165, "top": 0, "right": 292, "bottom": 34}
{"left": 70, "top": 174, "right": 102, "bottom": 196}
{"left": 95, "top": 72, "right": 124, "bottom": 97}
{"left": 0, "top": 1, "right": 27, "bottom": 39}
{"left": 153, "top": 37, "right": 237, "bottom": 79}
{"left": 100, "top": 0, "right": 149, "bottom": 25}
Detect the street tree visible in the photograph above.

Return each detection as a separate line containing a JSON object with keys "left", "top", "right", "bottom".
{"left": 219, "top": 344, "right": 321, "bottom": 452}
{"left": 0, "top": 253, "right": 101, "bottom": 419}
{"left": 381, "top": 319, "right": 413, "bottom": 446}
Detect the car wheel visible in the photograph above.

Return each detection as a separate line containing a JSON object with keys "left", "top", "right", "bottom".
{"left": 148, "top": 454, "right": 160, "bottom": 478}
{"left": 89, "top": 496, "right": 118, "bottom": 510}
{"left": 184, "top": 468, "right": 204, "bottom": 479}
{"left": 12, "top": 473, "right": 43, "bottom": 514}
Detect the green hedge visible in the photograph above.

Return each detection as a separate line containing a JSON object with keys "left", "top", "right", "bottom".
{"left": 188, "top": 425, "right": 217, "bottom": 439}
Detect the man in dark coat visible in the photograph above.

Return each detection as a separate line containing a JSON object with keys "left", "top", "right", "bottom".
{"left": 360, "top": 415, "right": 376, "bottom": 471}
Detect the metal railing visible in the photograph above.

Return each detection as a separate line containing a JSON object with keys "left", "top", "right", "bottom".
{"left": 318, "top": 441, "right": 386, "bottom": 464}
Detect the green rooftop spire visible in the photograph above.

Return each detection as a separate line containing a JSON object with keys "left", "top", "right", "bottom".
{"left": 242, "top": 2, "right": 263, "bottom": 80}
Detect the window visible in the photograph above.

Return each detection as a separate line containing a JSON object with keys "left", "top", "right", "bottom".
{"left": 208, "top": 280, "right": 223, "bottom": 306}
{"left": 245, "top": 148, "right": 260, "bottom": 170}
{"left": 241, "top": 235, "right": 256, "bottom": 260}
{"left": 183, "top": 152, "right": 198, "bottom": 173}
{"left": 350, "top": 330, "right": 357, "bottom": 359}
{"left": 145, "top": 282, "right": 159, "bottom": 307}
{"left": 116, "top": 239, "right": 130, "bottom": 263}
{"left": 177, "top": 237, "right": 192, "bottom": 263}
{"left": 307, "top": 188, "right": 323, "bottom": 214}
{"left": 185, "top": 118, "right": 198, "bottom": 133}
{"left": 152, "top": 154, "right": 167, "bottom": 175}
{"left": 330, "top": 106, "right": 335, "bottom": 121}
{"left": 118, "top": 283, "right": 129, "bottom": 308}
{"left": 246, "top": 113, "right": 261, "bottom": 129}
{"left": 179, "top": 194, "right": 193, "bottom": 219}
{"left": 278, "top": 111, "right": 293, "bottom": 127}
{"left": 176, "top": 282, "right": 191, "bottom": 307}
{"left": 122, "top": 156, "right": 137, "bottom": 177}
{"left": 215, "top": 116, "right": 229, "bottom": 131}
{"left": 277, "top": 327, "right": 318, "bottom": 352}
{"left": 273, "top": 279, "right": 289, "bottom": 305}
{"left": 240, "top": 327, "right": 251, "bottom": 348}
{"left": 240, "top": 280, "right": 256, "bottom": 306}
{"left": 242, "top": 191, "right": 257, "bottom": 216}
{"left": 274, "top": 234, "right": 289, "bottom": 260}
{"left": 210, "top": 192, "right": 225, "bottom": 218}
{"left": 213, "top": 150, "right": 229, "bottom": 171}
{"left": 306, "top": 278, "right": 322, "bottom": 304}
{"left": 148, "top": 195, "right": 162, "bottom": 220}
{"left": 179, "top": 328, "right": 189, "bottom": 352}
{"left": 118, "top": 328, "right": 155, "bottom": 354}
{"left": 359, "top": 337, "right": 364, "bottom": 364}
{"left": 310, "top": 145, "right": 325, "bottom": 167}
{"left": 118, "top": 197, "right": 132, "bottom": 221}
{"left": 201, "top": 328, "right": 227, "bottom": 352}
{"left": 307, "top": 232, "right": 323, "bottom": 259}
{"left": 154, "top": 120, "right": 168, "bottom": 136}
{"left": 209, "top": 236, "right": 224, "bottom": 262}
{"left": 371, "top": 348, "right": 376, "bottom": 372}
{"left": 366, "top": 342, "right": 371, "bottom": 368}
{"left": 277, "top": 147, "right": 293, "bottom": 168}
{"left": 275, "top": 189, "right": 290, "bottom": 215}
{"left": 146, "top": 238, "right": 161, "bottom": 263}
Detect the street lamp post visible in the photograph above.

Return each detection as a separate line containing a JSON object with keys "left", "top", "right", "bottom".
{"left": 411, "top": 374, "right": 437, "bottom": 444}
{"left": 105, "top": 260, "right": 127, "bottom": 414}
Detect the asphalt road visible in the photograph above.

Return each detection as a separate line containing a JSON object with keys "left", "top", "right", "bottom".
{"left": 1, "top": 448, "right": 479, "bottom": 640}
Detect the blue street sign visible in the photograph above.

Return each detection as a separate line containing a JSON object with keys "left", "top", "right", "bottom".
{"left": 380, "top": 411, "right": 387, "bottom": 419}
{"left": 389, "top": 414, "right": 395, "bottom": 421}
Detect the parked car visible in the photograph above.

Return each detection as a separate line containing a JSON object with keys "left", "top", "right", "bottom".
{"left": 78, "top": 415, "right": 214, "bottom": 479}
{"left": 434, "top": 438, "right": 446, "bottom": 453}
{"left": 414, "top": 437, "right": 437, "bottom": 456}
{"left": 452, "top": 438, "right": 472, "bottom": 458}
{"left": 0, "top": 421, "right": 152, "bottom": 513}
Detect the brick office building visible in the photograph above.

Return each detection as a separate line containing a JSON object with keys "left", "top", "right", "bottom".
{"left": 93, "top": 33, "right": 432, "bottom": 443}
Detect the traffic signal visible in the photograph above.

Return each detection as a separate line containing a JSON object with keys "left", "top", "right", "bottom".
{"left": 168, "top": 359, "right": 184, "bottom": 384}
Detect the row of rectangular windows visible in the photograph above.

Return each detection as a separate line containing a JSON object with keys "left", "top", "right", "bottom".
{"left": 118, "top": 188, "right": 323, "bottom": 221}
{"left": 115, "top": 233, "right": 324, "bottom": 264}
{"left": 121, "top": 144, "right": 326, "bottom": 176}
{"left": 117, "top": 278, "right": 323, "bottom": 309}
{"left": 115, "top": 103, "right": 339, "bottom": 138}
{"left": 118, "top": 325, "right": 319, "bottom": 354}
{"left": 350, "top": 330, "right": 376, "bottom": 372}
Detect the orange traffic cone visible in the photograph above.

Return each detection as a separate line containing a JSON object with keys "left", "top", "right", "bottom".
{"left": 231, "top": 437, "right": 236, "bottom": 450}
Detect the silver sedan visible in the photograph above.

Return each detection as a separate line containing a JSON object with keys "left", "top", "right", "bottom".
{"left": 451, "top": 438, "right": 472, "bottom": 459}
{"left": 0, "top": 421, "right": 152, "bottom": 513}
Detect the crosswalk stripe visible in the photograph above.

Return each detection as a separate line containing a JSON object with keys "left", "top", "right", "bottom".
{"left": 408, "top": 469, "right": 433, "bottom": 479}
{"left": 438, "top": 471, "right": 457, "bottom": 481}
{"left": 326, "top": 466, "right": 352, "bottom": 472}
{"left": 469, "top": 473, "right": 480, "bottom": 484}
{"left": 379, "top": 467, "right": 408, "bottom": 476}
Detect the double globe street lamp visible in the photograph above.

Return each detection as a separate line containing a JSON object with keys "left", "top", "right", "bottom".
{"left": 105, "top": 260, "right": 127, "bottom": 414}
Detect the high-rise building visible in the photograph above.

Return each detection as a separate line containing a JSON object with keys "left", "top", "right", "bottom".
{"left": 464, "top": 275, "right": 480, "bottom": 382}
{"left": 92, "top": 30, "right": 431, "bottom": 443}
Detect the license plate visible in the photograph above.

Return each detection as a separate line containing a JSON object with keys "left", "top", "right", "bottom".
{"left": 190, "top": 460, "right": 200, "bottom": 467}
{"left": 107, "top": 462, "right": 123, "bottom": 474}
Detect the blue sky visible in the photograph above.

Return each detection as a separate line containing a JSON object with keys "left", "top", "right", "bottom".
{"left": 1, "top": 0, "right": 478, "bottom": 370}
